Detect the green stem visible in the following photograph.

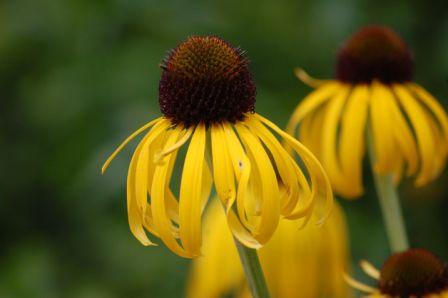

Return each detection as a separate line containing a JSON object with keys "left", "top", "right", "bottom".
{"left": 234, "top": 240, "right": 271, "bottom": 298}
{"left": 367, "top": 129, "right": 409, "bottom": 252}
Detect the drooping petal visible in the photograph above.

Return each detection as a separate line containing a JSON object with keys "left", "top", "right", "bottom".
{"left": 320, "top": 85, "right": 351, "bottom": 196}
{"left": 286, "top": 82, "right": 341, "bottom": 138}
{"left": 299, "top": 102, "right": 328, "bottom": 161}
{"left": 179, "top": 124, "right": 207, "bottom": 256}
{"left": 102, "top": 117, "right": 163, "bottom": 173}
{"left": 384, "top": 88, "right": 419, "bottom": 177}
{"left": 151, "top": 127, "right": 191, "bottom": 257}
{"left": 255, "top": 114, "right": 333, "bottom": 226}
{"left": 160, "top": 128, "right": 194, "bottom": 235}
{"left": 235, "top": 123, "right": 280, "bottom": 244}
{"left": 370, "top": 81, "right": 398, "bottom": 174}
{"left": 126, "top": 119, "right": 170, "bottom": 246}
{"left": 408, "top": 83, "right": 448, "bottom": 178}
{"left": 222, "top": 123, "right": 262, "bottom": 248}
{"left": 420, "top": 107, "right": 446, "bottom": 178}
{"left": 201, "top": 160, "right": 213, "bottom": 213}
{"left": 393, "top": 84, "right": 436, "bottom": 186}
{"left": 408, "top": 83, "right": 448, "bottom": 150}
{"left": 338, "top": 84, "right": 370, "bottom": 197}
{"left": 222, "top": 123, "right": 256, "bottom": 229}
{"left": 135, "top": 122, "right": 170, "bottom": 214}
{"left": 244, "top": 116, "right": 300, "bottom": 215}
{"left": 211, "top": 124, "right": 236, "bottom": 211}
{"left": 294, "top": 68, "right": 331, "bottom": 88}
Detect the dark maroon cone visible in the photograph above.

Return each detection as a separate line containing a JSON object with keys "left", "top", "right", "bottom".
{"left": 335, "top": 26, "right": 414, "bottom": 84}
{"left": 159, "top": 36, "right": 256, "bottom": 127}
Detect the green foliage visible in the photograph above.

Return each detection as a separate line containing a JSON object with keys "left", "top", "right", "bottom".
{"left": 1, "top": 0, "right": 447, "bottom": 297}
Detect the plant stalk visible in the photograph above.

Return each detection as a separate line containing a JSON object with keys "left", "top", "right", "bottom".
{"left": 234, "top": 239, "right": 271, "bottom": 298}
{"left": 367, "top": 128, "right": 409, "bottom": 252}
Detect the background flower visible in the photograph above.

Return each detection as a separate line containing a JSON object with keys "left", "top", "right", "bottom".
{"left": 287, "top": 26, "right": 448, "bottom": 199}
{"left": 187, "top": 200, "right": 352, "bottom": 298}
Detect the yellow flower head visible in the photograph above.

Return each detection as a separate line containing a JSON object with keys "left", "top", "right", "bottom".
{"left": 102, "top": 36, "right": 333, "bottom": 258}
{"left": 287, "top": 26, "right": 448, "bottom": 199}
{"left": 187, "top": 200, "right": 352, "bottom": 298}
{"left": 345, "top": 248, "right": 448, "bottom": 298}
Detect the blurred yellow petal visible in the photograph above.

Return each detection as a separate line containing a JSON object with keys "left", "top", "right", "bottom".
{"left": 295, "top": 100, "right": 328, "bottom": 162}
{"left": 370, "top": 82, "right": 398, "bottom": 174}
{"left": 339, "top": 84, "right": 370, "bottom": 197}
{"left": 394, "top": 84, "right": 436, "bottom": 186}
{"left": 186, "top": 200, "right": 244, "bottom": 298}
{"left": 320, "top": 85, "right": 351, "bottom": 196}
{"left": 409, "top": 83, "right": 448, "bottom": 149}
{"left": 286, "top": 81, "right": 341, "bottom": 137}
{"left": 385, "top": 89, "right": 419, "bottom": 177}
{"left": 360, "top": 260, "right": 380, "bottom": 280}
{"left": 179, "top": 124, "right": 207, "bottom": 256}
{"left": 187, "top": 200, "right": 352, "bottom": 298}
{"left": 294, "top": 68, "right": 330, "bottom": 88}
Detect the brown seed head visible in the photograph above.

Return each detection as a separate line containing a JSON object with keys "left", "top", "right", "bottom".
{"left": 335, "top": 26, "right": 414, "bottom": 84}
{"left": 158, "top": 36, "right": 256, "bottom": 126}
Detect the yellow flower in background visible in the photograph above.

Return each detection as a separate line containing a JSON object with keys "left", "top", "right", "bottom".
{"left": 102, "top": 36, "right": 332, "bottom": 258}
{"left": 287, "top": 26, "right": 448, "bottom": 199}
{"left": 345, "top": 248, "right": 448, "bottom": 297}
{"left": 187, "top": 200, "right": 352, "bottom": 298}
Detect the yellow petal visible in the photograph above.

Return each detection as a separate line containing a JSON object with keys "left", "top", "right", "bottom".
{"left": 254, "top": 114, "right": 333, "bottom": 226}
{"left": 126, "top": 120, "right": 170, "bottom": 246}
{"left": 186, "top": 200, "right": 245, "bottom": 298}
{"left": 222, "top": 123, "right": 255, "bottom": 232}
{"left": 408, "top": 83, "right": 448, "bottom": 178}
{"left": 421, "top": 107, "right": 446, "bottom": 178}
{"left": 102, "top": 117, "right": 163, "bottom": 173}
{"left": 187, "top": 199, "right": 352, "bottom": 298}
{"left": 286, "top": 82, "right": 341, "bottom": 138}
{"left": 227, "top": 209, "right": 262, "bottom": 249}
{"left": 179, "top": 124, "right": 207, "bottom": 256}
{"left": 384, "top": 88, "right": 419, "bottom": 176}
{"left": 299, "top": 113, "right": 315, "bottom": 152}
{"left": 245, "top": 116, "right": 300, "bottom": 215}
{"left": 298, "top": 103, "right": 328, "bottom": 161}
{"left": 409, "top": 83, "right": 448, "bottom": 150}
{"left": 339, "top": 84, "right": 370, "bottom": 198}
{"left": 151, "top": 127, "right": 191, "bottom": 257}
{"left": 369, "top": 81, "right": 398, "bottom": 174}
{"left": 294, "top": 68, "right": 330, "bottom": 88}
{"left": 235, "top": 122, "right": 280, "bottom": 244}
{"left": 211, "top": 124, "right": 236, "bottom": 211}
{"left": 201, "top": 160, "right": 213, "bottom": 213}
{"left": 135, "top": 123, "right": 169, "bottom": 214}
{"left": 394, "top": 84, "right": 436, "bottom": 186}
{"left": 320, "top": 85, "right": 351, "bottom": 196}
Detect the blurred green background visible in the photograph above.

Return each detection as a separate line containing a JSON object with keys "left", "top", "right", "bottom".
{"left": 1, "top": 0, "right": 447, "bottom": 297}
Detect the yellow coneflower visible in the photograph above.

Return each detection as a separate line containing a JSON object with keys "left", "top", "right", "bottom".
{"left": 287, "top": 25, "right": 448, "bottom": 199}
{"left": 345, "top": 248, "right": 448, "bottom": 298}
{"left": 102, "top": 36, "right": 332, "bottom": 258}
{"left": 187, "top": 199, "right": 352, "bottom": 298}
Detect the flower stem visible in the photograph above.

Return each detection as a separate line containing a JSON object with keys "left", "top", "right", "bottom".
{"left": 234, "top": 239, "right": 271, "bottom": 298}
{"left": 367, "top": 129, "right": 409, "bottom": 252}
